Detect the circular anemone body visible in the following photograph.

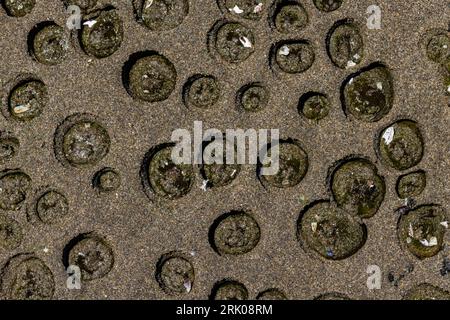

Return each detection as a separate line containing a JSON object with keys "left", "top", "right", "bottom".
{"left": 257, "top": 288, "right": 287, "bottom": 300}
{"left": 272, "top": 2, "right": 308, "bottom": 34}
{"left": 342, "top": 64, "right": 394, "bottom": 122}
{"left": 210, "top": 211, "right": 260, "bottom": 255}
{"left": 403, "top": 283, "right": 450, "bottom": 300}
{"left": 81, "top": 8, "right": 124, "bottom": 59}
{"left": 155, "top": 251, "right": 195, "bottom": 295}
{"left": 0, "top": 215, "right": 23, "bottom": 251}
{"left": 0, "top": 170, "right": 32, "bottom": 211}
{"left": 54, "top": 113, "right": 110, "bottom": 168}
{"left": 1, "top": 254, "right": 54, "bottom": 300}
{"left": 126, "top": 52, "right": 177, "bottom": 102}
{"left": 313, "top": 0, "right": 343, "bottom": 12}
{"left": 8, "top": 79, "right": 47, "bottom": 121}
{"left": 377, "top": 120, "right": 424, "bottom": 171}
{"left": 93, "top": 167, "right": 121, "bottom": 192}
{"left": 183, "top": 75, "right": 221, "bottom": 109}
{"left": 298, "top": 201, "right": 367, "bottom": 260}
{"left": 146, "top": 144, "right": 194, "bottom": 200}
{"left": 236, "top": 82, "right": 269, "bottom": 112}
{"left": 260, "top": 140, "right": 308, "bottom": 188}
{"left": 398, "top": 205, "right": 448, "bottom": 259}
{"left": 134, "top": 0, "right": 189, "bottom": 31}
{"left": 272, "top": 41, "right": 315, "bottom": 74}
{"left": 36, "top": 190, "right": 69, "bottom": 224}
{"left": 396, "top": 170, "right": 426, "bottom": 199}
{"left": 299, "top": 92, "right": 330, "bottom": 121}
{"left": 327, "top": 21, "right": 364, "bottom": 69}
{"left": 211, "top": 280, "right": 248, "bottom": 300}
{"left": 4, "top": 0, "right": 36, "bottom": 17}
{"left": 330, "top": 158, "right": 385, "bottom": 218}
{"left": 66, "top": 233, "right": 114, "bottom": 281}
{"left": 209, "top": 21, "right": 255, "bottom": 64}
{"left": 31, "top": 23, "right": 68, "bottom": 65}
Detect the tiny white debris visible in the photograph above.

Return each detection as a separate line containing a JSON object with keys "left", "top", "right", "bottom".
{"left": 13, "top": 105, "right": 30, "bottom": 114}
{"left": 87, "top": 58, "right": 93, "bottom": 63}
{"left": 406, "top": 237, "right": 412, "bottom": 244}
{"left": 190, "top": 250, "right": 196, "bottom": 256}
{"left": 349, "top": 78, "right": 354, "bottom": 85}
{"left": 420, "top": 237, "right": 438, "bottom": 247}
{"left": 311, "top": 222, "right": 317, "bottom": 232}
{"left": 229, "top": 5, "right": 244, "bottom": 14}
{"left": 143, "top": 89, "right": 150, "bottom": 93}
{"left": 376, "top": 82, "right": 383, "bottom": 90}
{"left": 447, "top": 85, "right": 450, "bottom": 93}
{"left": 408, "top": 223, "right": 414, "bottom": 237}
{"left": 382, "top": 126, "right": 395, "bottom": 145}
{"left": 43, "top": 247, "right": 49, "bottom": 253}
{"left": 231, "top": 169, "right": 237, "bottom": 177}
{"left": 145, "top": 0, "right": 154, "bottom": 9}
{"left": 346, "top": 60, "right": 357, "bottom": 68}
{"left": 253, "top": 2, "right": 263, "bottom": 13}
{"left": 441, "top": 221, "right": 448, "bottom": 228}
{"left": 239, "top": 36, "right": 252, "bottom": 48}
{"left": 353, "top": 53, "right": 360, "bottom": 60}
{"left": 444, "top": 45, "right": 448, "bottom": 49}
{"left": 200, "top": 180, "right": 208, "bottom": 191}
{"left": 83, "top": 20, "right": 97, "bottom": 28}
{"left": 184, "top": 280, "right": 192, "bottom": 293}
{"left": 84, "top": 123, "right": 91, "bottom": 128}
{"left": 279, "top": 45, "right": 290, "bottom": 56}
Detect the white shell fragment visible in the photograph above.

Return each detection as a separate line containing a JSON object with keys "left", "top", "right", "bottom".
{"left": 279, "top": 45, "right": 290, "bottom": 56}
{"left": 440, "top": 221, "right": 448, "bottom": 228}
{"left": 253, "top": 2, "right": 263, "bottom": 13}
{"left": 229, "top": 5, "right": 244, "bottom": 14}
{"left": 239, "top": 36, "right": 252, "bottom": 48}
{"left": 382, "top": 126, "right": 395, "bottom": 145}
{"left": 419, "top": 237, "right": 438, "bottom": 247}
{"left": 376, "top": 82, "right": 383, "bottom": 90}
{"left": 13, "top": 105, "right": 30, "bottom": 114}
{"left": 184, "top": 280, "right": 192, "bottom": 293}
{"left": 311, "top": 222, "right": 317, "bottom": 232}
{"left": 83, "top": 20, "right": 97, "bottom": 28}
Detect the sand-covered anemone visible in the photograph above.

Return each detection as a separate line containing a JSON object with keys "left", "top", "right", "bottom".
{"left": 298, "top": 92, "right": 330, "bottom": 121}
{"left": 183, "top": 75, "right": 221, "bottom": 109}
{"left": 0, "top": 254, "right": 55, "bottom": 300}
{"left": 124, "top": 51, "right": 177, "bottom": 103}
{"left": 4, "top": 0, "right": 35, "bottom": 17}
{"left": 209, "top": 211, "right": 260, "bottom": 255}
{"left": 298, "top": 201, "right": 367, "bottom": 260}
{"left": 141, "top": 143, "right": 194, "bottom": 201}
{"left": 29, "top": 22, "right": 69, "bottom": 65}
{"left": 93, "top": 167, "right": 121, "bottom": 192}
{"left": 64, "top": 233, "right": 114, "bottom": 281}
{"left": 0, "top": 215, "right": 23, "bottom": 251}
{"left": 54, "top": 113, "right": 111, "bottom": 168}
{"left": 397, "top": 205, "right": 448, "bottom": 259}
{"left": 396, "top": 170, "right": 426, "bottom": 199}
{"left": 422, "top": 29, "right": 450, "bottom": 65}
{"left": 341, "top": 63, "right": 394, "bottom": 122}
{"left": 330, "top": 158, "right": 385, "bottom": 219}
{"left": 236, "top": 82, "right": 269, "bottom": 112}
{"left": 326, "top": 19, "right": 363, "bottom": 69}
{"left": 208, "top": 20, "right": 255, "bottom": 63}
{"left": 377, "top": 120, "right": 424, "bottom": 171}
{"left": 313, "top": 0, "right": 343, "bottom": 12}
{"left": 270, "top": 0, "right": 308, "bottom": 34}
{"left": 7, "top": 78, "right": 47, "bottom": 121}
{"left": 0, "top": 134, "right": 19, "bottom": 164}
{"left": 0, "top": 170, "right": 32, "bottom": 211}
{"left": 403, "top": 283, "right": 450, "bottom": 300}
{"left": 81, "top": 7, "right": 124, "bottom": 59}
{"left": 259, "top": 139, "right": 309, "bottom": 188}
{"left": 210, "top": 279, "right": 248, "bottom": 300}
{"left": 133, "top": 0, "right": 189, "bottom": 31}
{"left": 256, "top": 288, "right": 287, "bottom": 300}
{"left": 155, "top": 251, "right": 195, "bottom": 295}
{"left": 271, "top": 40, "right": 315, "bottom": 74}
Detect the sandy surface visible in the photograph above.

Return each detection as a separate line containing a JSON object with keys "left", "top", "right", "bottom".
{"left": 0, "top": 0, "right": 449, "bottom": 300}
